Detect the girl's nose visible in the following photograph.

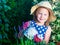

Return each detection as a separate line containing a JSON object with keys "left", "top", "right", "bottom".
{"left": 40, "top": 14, "right": 43, "bottom": 18}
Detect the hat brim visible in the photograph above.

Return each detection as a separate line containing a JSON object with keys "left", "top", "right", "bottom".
{"left": 30, "top": 5, "right": 56, "bottom": 22}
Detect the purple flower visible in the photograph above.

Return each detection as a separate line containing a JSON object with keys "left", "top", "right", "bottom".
{"left": 23, "top": 21, "right": 29, "bottom": 30}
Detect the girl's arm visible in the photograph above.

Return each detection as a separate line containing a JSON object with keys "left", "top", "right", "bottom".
{"left": 44, "top": 26, "right": 52, "bottom": 44}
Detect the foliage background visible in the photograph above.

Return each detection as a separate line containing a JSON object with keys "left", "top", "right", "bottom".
{"left": 0, "top": 0, "right": 60, "bottom": 45}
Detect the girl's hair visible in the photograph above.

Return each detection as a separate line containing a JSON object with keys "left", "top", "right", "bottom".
{"left": 33, "top": 6, "right": 53, "bottom": 26}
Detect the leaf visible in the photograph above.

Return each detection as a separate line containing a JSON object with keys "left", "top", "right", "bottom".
{"left": 52, "top": 35, "right": 55, "bottom": 40}
{"left": 0, "top": 6, "right": 2, "bottom": 10}
{"left": 0, "top": 0, "right": 1, "bottom": 3}
{"left": 49, "top": 42, "right": 55, "bottom": 45}
{"left": 3, "top": 33, "right": 8, "bottom": 39}
{"left": 56, "top": 34, "right": 60, "bottom": 41}
{"left": 2, "top": 0, "right": 7, "bottom": 4}
{"left": 38, "top": 40, "right": 46, "bottom": 45}
{"left": 5, "top": 23, "right": 9, "bottom": 27}
{"left": 7, "top": 6, "right": 11, "bottom": 10}
{"left": 0, "top": 34, "right": 2, "bottom": 39}
{"left": 1, "top": 24, "right": 4, "bottom": 31}
{"left": 20, "top": 38, "right": 24, "bottom": 45}
{"left": 4, "top": 5, "right": 11, "bottom": 12}
{"left": 0, "top": 19, "right": 2, "bottom": 24}
{"left": 4, "top": 18, "right": 9, "bottom": 23}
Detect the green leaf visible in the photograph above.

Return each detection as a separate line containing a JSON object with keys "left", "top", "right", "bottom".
{"left": 1, "top": 24, "right": 4, "bottom": 31}
{"left": 0, "top": 0, "right": 1, "bottom": 3}
{"left": 3, "top": 5, "right": 11, "bottom": 12}
{"left": 4, "top": 18, "right": 9, "bottom": 23}
{"left": 2, "top": 0, "right": 7, "bottom": 4}
{"left": 4, "top": 5, "right": 9, "bottom": 11}
{"left": 56, "top": 34, "right": 60, "bottom": 41}
{"left": 20, "top": 38, "right": 24, "bottom": 45}
{"left": 36, "top": 40, "right": 46, "bottom": 45}
{"left": 49, "top": 42, "right": 55, "bottom": 45}
{"left": 7, "top": 6, "right": 11, "bottom": 10}
{"left": 0, "top": 19, "right": 2, "bottom": 24}
{"left": 3, "top": 33, "right": 8, "bottom": 39}
{"left": 5, "top": 23, "right": 9, "bottom": 27}
{"left": 0, "top": 34, "right": 2, "bottom": 39}
{"left": 0, "top": 6, "right": 2, "bottom": 10}
{"left": 52, "top": 35, "right": 55, "bottom": 40}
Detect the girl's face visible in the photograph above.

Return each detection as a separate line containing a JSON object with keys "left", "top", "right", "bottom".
{"left": 36, "top": 7, "right": 49, "bottom": 23}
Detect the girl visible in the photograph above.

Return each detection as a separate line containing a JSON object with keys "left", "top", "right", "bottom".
{"left": 18, "top": 1, "right": 56, "bottom": 44}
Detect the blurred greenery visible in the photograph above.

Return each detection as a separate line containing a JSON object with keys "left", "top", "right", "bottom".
{"left": 0, "top": 0, "right": 60, "bottom": 45}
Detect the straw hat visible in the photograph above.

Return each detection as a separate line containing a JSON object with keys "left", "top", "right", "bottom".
{"left": 30, "top": 1, "right": 56, "bottom": 22}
